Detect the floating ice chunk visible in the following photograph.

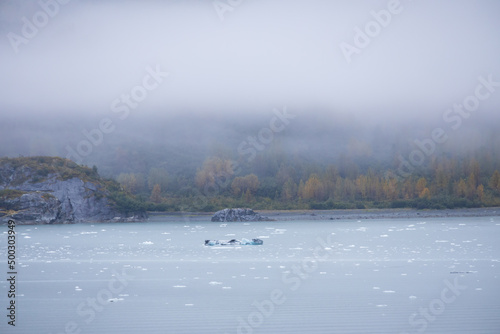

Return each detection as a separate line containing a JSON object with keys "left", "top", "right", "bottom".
{"left": 209, "top": 281, "right": 222, "bottom": 285}
{"left": 173, "top": 285, "right": 186, "bottom": 288}
{"left": 409, "top": 296, "right": 417, "bottom": 299}
{"left": 376, "top": 304, "right": 387, "bottom": 307}
{"left": 108, "top": 298, "right": 124, "bottom": 302}
{"left": 141, "top": 241, "right": 154, "bottom": 245}
{"left": 75, "top": 286, "right": 82, "bottom": 291}
{"left": 380, "top": 235, "right": 389, "bottom": 238}
{"left": 383, "top": 290, "right": 396, "bottom": 293}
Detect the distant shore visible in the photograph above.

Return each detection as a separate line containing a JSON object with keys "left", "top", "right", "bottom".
{"left": 148, "top": 207, "right": 500, "bottom": 222}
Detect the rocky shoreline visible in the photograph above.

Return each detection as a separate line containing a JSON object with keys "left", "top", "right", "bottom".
{"left": 259, "top": 207, "right": 500, "bottom": 221}
{"left": 148, "top": 207, "right": 500, "bottom": 223}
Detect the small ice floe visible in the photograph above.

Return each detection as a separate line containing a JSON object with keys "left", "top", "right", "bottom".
{"left": 475, "top": 288, "right": 483, "bottom": 291}
{"left": 376, "top": 304, "right": 388, "bottom": 308}
{"left": 258, "top": 236, "right": 270, "bottom": 239}
{"left": 141, "top": 241, "right": 154, "bottom": 245}
{"left": 209, "top": 281, "right": 222, "bottom": 285}
{"left": 222, "top": 286, "right": 232, "bottom": 290}
{"left": 435, "top": 240, "right": 449, "bottom": 243}
{"left": 272, "top": 229, "right": 287, "bottom": 234}
{"left": 373, "top": 287, "right": 380, "bottom": 290}
{"left": 380, "top": 235, "right": 389, "bottom": 238}
{"left": 173, "top": 285, "right": 186, "bottom": 288}
{"left": 185, "top": 304, "right": 194, "bottom": 307}
{"left": 75, "top": 286, "right": 82, "bottom": 291}
{"left": 409, "top": 296, "right": 417, "bottom": 300}
{"left": 383, "top": 290, "right": 396, "bottom": 293}
{"left": 161, "top": 232, "right": 170, "bottom": 235}
{"left": 24, "top": 236, "right": 31, "bottom": 239}
{"left": 220, "top": 224, "right": 227, "bottom": 227}
{"left": 107, "top": 298, "right": 124, "bottom": 302}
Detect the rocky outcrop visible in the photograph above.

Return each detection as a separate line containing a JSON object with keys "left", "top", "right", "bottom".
{"left": 0, "top": 157, "right": 146, "bottom": 224}
{"left": 211, "top": 208, "right": 271, "bottom": 222}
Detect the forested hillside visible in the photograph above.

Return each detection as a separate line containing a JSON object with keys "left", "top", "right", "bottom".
{"left": 2, "top": 112, "right": 499, "bottom": 212}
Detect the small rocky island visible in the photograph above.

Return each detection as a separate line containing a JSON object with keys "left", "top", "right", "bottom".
{"left": 211, "top": 208, "right": 271, "bottom": 222}
{"left": 0, "top": 156, "right": 146, "bottom": 224}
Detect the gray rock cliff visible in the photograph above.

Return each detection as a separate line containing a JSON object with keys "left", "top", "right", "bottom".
{"left": 0, "top": 157, "right": 146, "bottom": 224}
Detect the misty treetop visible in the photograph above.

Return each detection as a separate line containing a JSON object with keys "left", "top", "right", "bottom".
{"left": 2, "top": 112, "right": 499, "bottom": 212}
{"left": 114, "top": 153, "right": 500, "bottom": 212}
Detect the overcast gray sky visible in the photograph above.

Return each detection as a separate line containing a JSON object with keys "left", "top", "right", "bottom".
{"left": 1, "top": 0, "right": 500, "bottom": 121}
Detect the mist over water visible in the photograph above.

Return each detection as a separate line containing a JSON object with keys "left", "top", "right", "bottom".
{"left": 2, "top": 2, "right": 500, "bottom": 333}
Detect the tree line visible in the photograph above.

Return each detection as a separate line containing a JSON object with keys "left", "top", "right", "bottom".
{"left": 115, "top": 154, "right": 500, "bottom": 211}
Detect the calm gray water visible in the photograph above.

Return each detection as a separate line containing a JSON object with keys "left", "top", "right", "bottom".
{"left": 1, "top": 217, "right": 499, "bottom": 334}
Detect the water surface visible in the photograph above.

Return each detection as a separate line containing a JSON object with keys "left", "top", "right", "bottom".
{"left": 1, "top": 217, "right": 499, "bottom": 333}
